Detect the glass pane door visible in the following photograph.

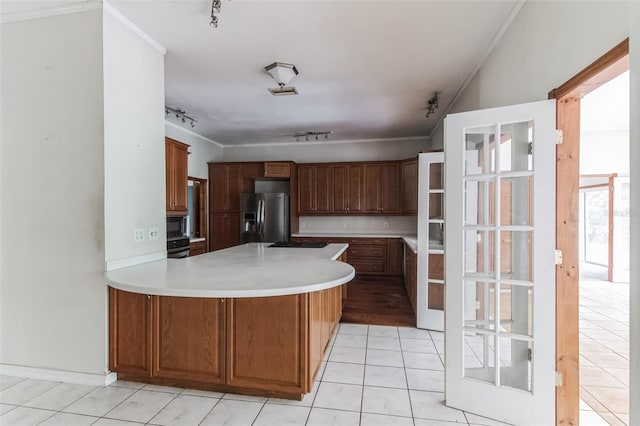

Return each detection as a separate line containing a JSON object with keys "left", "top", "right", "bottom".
{"left": 445, "top": 100, "right": 556, "bottom": 425}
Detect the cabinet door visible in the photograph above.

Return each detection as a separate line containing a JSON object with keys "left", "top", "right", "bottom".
{"left": 363, "top": 164, "right": 380, "bottom": 212}
{"left": 210, "top": 212, "right": 227, "bottom": 251}
{"left": 210, "top": 165, "right": 228, "bottom": 212}
{"left": 347, "top": 164, "right": 363, "bottom": 213}
{"left": 380, "top": 162, "right": 400, "bottom": 213}
{"left": 226, "top": 165, "right": 243, "bottom": 212}
{"left": 315, "top": 165, "right": 332, "bottom": 213}
{"left": 331, "top": 165, "right": 348, "bottom": 213}
{"left": 297, "top": 165, "right": 315, "bottom": 214}
{"left": 226, "top": 212, "right": 240, "bottom": 248}
{"left": 153, "top": 297, "right": 226, "bottom": 384}
{"left": 386, "top": 239, "right": 404, "bottom": 275}
{"left": 165, "top": 141, "right": 174, "bottom": 212}
{"left": 264, "top": 162, "right": 291, "bottom": 178}
{"left": 401, "top": 159, "right": 418, "bottom": 214}
{"left": 172, "top": 143, "right": 189, "bottom": 213}
{"left": 226, "top": 295, "right": 308, "bottom": 394}
{"left": 109, "top": 288, "right": 152, "bottom": 377}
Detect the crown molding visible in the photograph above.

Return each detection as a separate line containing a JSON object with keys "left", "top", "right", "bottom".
{"left": 103, "top": 1, "right": 166, "bottom": 55}
{"left": 225, "top": 135, "right": 429, "bottom": 149}
{"left": 1, "top": 0, "right": 102, "bottom": 24}
{"left": 165, "top": 121, "right": 225, "bottom": 148}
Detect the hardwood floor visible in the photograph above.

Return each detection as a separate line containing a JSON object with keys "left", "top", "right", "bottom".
{"left": 341, "top": 274, "right": 416, "bottom": 327}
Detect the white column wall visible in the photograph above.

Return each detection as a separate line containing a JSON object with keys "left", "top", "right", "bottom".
{"left": 0, "top": 10, "right": 108, "bottom": 375}
{"left": 103, "top": 10, "right": 167, "bottom": 264}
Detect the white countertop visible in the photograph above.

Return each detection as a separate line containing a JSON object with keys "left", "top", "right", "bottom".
{"left": 402, "top": 237, "right": 418, "bottom": 254}
{"left": 190, "top": 237, "right": 206, "bottom": 243}
{"left": 106, "top": 243, "right": 354, "bottom": 298}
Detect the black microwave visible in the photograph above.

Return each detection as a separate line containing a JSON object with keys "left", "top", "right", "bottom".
{"left": 166, "top": 215, "right": 188, "bottom": 239}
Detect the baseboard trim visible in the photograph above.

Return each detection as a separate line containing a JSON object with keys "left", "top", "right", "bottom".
{"left": 0, "top": 364, "right": 117, "bottom": 387}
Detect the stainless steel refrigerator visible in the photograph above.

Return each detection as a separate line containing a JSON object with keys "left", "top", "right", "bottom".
{"left": 240, "top": 193, "right": 290, "bottom": 243}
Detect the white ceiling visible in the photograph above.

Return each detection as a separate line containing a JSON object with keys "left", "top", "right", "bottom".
{"left": 6, "top": 0, "right": 522, "bottom": 146}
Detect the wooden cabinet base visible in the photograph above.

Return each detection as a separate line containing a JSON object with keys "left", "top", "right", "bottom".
{"left": 109, "top": 287, "right": 343, "bottom": 400}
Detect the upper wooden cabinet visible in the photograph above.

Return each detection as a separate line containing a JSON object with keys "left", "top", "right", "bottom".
{"left": 298, "top": 165, "right": 331, "bottom": 214}
{"left": 332, "top": 164, "right": 362, "bottom": 214}
{"left": 401, "top": 158, "right": 418, "bottom": 214}
{"left": 210, "top": 164, "right": 243, "bottom": 212}
{"left": 264, "top": 162, "right": 291, "bottom": 178}
{"left": 165, "top": 138, "right": 189, "bottom": 215}
{"left": 363, "top": 162, "right": 400, "bottom": 213}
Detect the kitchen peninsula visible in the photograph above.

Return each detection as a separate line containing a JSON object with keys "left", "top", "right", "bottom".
{"left": 106, "top": 243, "right": 354, "bottom": 399}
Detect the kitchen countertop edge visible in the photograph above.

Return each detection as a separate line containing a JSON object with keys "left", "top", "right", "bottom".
{"left": 106, "top": 243, "right": 354, "bottom": 298}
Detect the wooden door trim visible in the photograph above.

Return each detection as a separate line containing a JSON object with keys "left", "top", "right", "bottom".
{"left": 549, "top": 38, "right": 629, "bottom": 100}
{"left": 549, "top": 39, "right": 628, "bottom": 426}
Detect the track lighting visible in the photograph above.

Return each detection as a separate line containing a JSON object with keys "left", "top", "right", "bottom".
{"left": 425, "top": 92, "right": 440, "bottom": 119}
{"left": 209, "top": 0, "right": 222, "bottom": 28}
{"left": 166, "top": 106, "right": 198, "bottom": 128}
{"left": 292, "top": 131, "right": 332, "bottom": 142}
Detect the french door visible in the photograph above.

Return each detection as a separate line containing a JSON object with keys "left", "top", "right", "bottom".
{"left": 444, "top": 100, "right": 556, "bottom": 425}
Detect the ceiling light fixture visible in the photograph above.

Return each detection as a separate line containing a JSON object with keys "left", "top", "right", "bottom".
{"left": 425, "top": 92, "right": 440, "bottom": 118}
{"left": 165, "top": 106, "right": 197, "bottom": 128}
{"left": 265, "top": 62, "right": 299, "bottom": 96}
{"left": 293, "top": 131, "right": 332, "bottom": 142}
{"left": 209, "top": 0, "right": 221, "bottom": 28}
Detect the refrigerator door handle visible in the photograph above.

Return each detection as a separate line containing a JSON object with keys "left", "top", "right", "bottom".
{"left": 258, "top": 200, "right": 265, "bottom": 237}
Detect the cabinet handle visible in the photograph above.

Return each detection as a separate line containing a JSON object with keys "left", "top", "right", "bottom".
{"left": 147, "top": 295, "right": 151, "bottom": 299}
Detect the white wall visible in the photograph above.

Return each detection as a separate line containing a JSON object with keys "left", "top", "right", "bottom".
{"left": 628, "top": 2, "right": 639, "bottom": 423}
{"left": 429, "top": 1, "right": 630, "bottom": 149}
{"left": 223, "top": 137, "right": 428, "bottom": 163}
{"left": 0, "top": 10, "right": 108, "bottom": 375}
{"left": 298, "top": 216, "right": 417, "bottom": 235}
{"left": 104, "top": 10, "right": 166, "bottom": 263}
{"left": 165, "top": 122, "right": 223, "bottom": 179}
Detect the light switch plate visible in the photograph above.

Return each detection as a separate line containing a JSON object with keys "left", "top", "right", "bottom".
{"left": 148, "top": 227, "right": 160, "bottom": 241}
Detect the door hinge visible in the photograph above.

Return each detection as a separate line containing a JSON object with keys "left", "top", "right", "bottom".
{"left": 555, "top": 249, "right": 563, "bottom": 265}
{"left": 555, "top": 129, "right": 563, "bottom": 144}
{"left": 555, "top": 371, "right": 563, "bottom": 387}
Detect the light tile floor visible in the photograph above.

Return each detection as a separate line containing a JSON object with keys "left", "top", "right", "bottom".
{"left": 0, "top": 324, "right": 512, "bottom": 426}
{"left": 579, "top": 275, "right": 630, "bottom": 426}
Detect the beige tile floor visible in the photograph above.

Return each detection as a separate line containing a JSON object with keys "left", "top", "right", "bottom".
{"left": 579, "top": 268, "right": 629, "bottom": 425}
{"left": 0, "top": 324, "right": 511, "bottom": 426}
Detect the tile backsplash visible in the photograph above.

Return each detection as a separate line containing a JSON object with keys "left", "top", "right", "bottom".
{"left": 298, "top": 216, "right": 417, "bottom": 234}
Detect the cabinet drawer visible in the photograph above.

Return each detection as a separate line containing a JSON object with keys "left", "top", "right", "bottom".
{"left": 348, "top": 245, "right": 386, "bottom": 259}
{"left": 264, "top": 162, "right": 291, "bottom": 178}
{"left": 190, "top": 241, "right": 207, "bottom": 257}
{"left": 349, "top": 260, "right": 386, "bottom": 274}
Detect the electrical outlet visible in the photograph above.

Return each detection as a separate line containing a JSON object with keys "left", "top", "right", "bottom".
{"left": 148, "top": 227, "right": 160, "bottom": 241}
{"left": 384, "top": 222, "right": 389, "bottom": 229}
{"left": 133, "top": 228, "right": 145, "bottom": 242}
{"left": 341, "top": 223, "right": 346, "bottom": 229}
{"left": 301, "top": 222, "right": 306, "bottom": 229}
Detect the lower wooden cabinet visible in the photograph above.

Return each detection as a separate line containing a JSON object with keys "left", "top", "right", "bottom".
{"left": 153, "top": 296, "right": 225, "bottom": 384}
{"left": 109, "top": 285, "right": 343, "bottom": 398}
{"left": 292, "top": 237, "right": 403, "bottom": 276}
{"left": 404, "top": 244, "right": 417, "bottom": 314}
{"left": 109, "top": 288, "right": 152, "bottom": 377}
{"left": 189, "top": 240, "right": 207, "bottom": 256}
{"left": 226, "top": 295, "right": 305, "bottom": 393}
